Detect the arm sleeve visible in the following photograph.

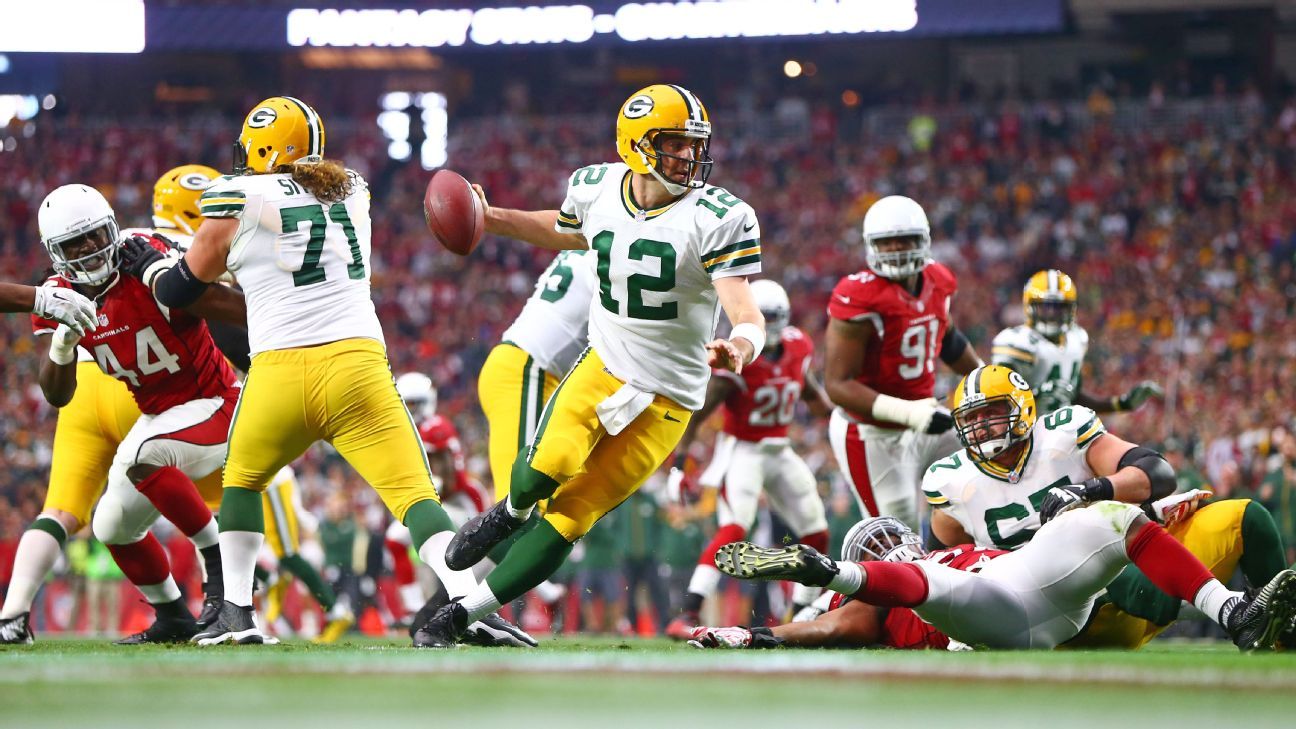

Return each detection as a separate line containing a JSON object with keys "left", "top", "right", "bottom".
{"left": 198, "top": 177, "right": 247, "bottom": 219}
{"left": 554, "top": 165, "right": 607, "bottom": 237}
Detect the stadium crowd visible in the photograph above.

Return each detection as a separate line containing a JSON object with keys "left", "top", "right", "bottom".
{"left": 2, "top": 86, "right": 1295, "bottom": 635}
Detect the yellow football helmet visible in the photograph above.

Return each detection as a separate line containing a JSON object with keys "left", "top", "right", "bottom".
{"left": 153, "top": 164, "right": 221, "bottom": 235}
{"left": 1023, "top": 269, "right": 1077, "bottom": 339}
{"left": 615, "top": 84, "right": 712, "bottom": 195}
{"left": 233, "top": 96, "right": 325, "bottom": 174}
{"left": 951, "top": 365, "right": 1037, "bottom": 468}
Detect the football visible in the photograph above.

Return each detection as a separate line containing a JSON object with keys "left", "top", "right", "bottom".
{"left": 423, "top": 168, "right": 485, "bottom": 256}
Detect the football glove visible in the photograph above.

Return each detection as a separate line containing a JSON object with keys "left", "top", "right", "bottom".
{"left": 1038, "top": 477, "right": 1114, "bottom": 524}
{"left": 1116, "top": 381, "right": 1163, "bottom": 411}
{"left": 32, "top": 286, "right": 96, "bottom": 337}
{"left": 686, "top": 626, "right": 783, "bottom": 649}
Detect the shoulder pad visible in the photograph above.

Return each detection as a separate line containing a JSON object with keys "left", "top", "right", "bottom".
{"left": 1038, "top": 405, "right": 1105, "bottom": 448}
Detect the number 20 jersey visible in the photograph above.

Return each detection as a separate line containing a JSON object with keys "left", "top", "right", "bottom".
{"left": 716, "top": 325, "right": 814, "bottom": 441}
{"left": 200, "top": 171, "right": 383, "bottom": 355}
{"left": 32, "top": 237, "right": 238, "bottom": 415}
{"left": 556, "top": 162, "right": 762, "bottom": 411}
{"left": 826, "top": 264, "right": 957, "bottom": 426}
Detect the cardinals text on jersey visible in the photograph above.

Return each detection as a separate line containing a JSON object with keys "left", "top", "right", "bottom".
{"left": 992, "top": 324, "right": 1091, "bottom": 413}
{"left": 826, "top": 264, "right": 957, "bottom": 426}
{"left": 923, "top": 405, "right": 1107, "bottom": 550}
{"left": 555, "top": 162, "right": 761, "bottom": 410}
{"left": 714, "top": 325, "right": 815, "bottom": 441}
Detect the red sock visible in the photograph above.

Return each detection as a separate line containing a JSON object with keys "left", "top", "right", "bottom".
{"left": 698, "top": 524, "right": 747, "bottom": 567}
{"left": 107, "top": 533, "right": 172, "bottom": 586}
{"left": 1126, "top": 521, "right": 1214, "bottom": 603}
{"left": 134, "top": 466, "right": 213, "bottom": 538}
{"left": 386, "top": 539, "right": 416, "bottom": 586}
{"left": 798, "top": 530, "right": 830, "bottom": 554}
{"left": 854, "top": 561, "right": 929, "bottom": 607}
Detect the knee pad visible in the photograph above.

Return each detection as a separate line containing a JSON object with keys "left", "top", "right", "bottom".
{"left": 91, "top": 496, "right": 150, "bottom": 546}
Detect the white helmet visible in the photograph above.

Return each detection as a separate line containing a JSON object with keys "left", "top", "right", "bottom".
{"left": 750, "top": 279, "right": 790, "bottom": 342}
{"left": 39, "top": 184, "right": 121, "bottom": 285}
{"left": 840, "top": 516, "right": 925, "bottom": 563}
{"left": 862, "top": 195, "right": 931, "bottom": 280}
{"left": 396, "top": 372, "right": 436, "bottom": 420}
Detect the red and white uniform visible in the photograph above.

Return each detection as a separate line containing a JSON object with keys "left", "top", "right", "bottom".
{"left": 418, "top": 415, "right": 488, "bottom": 526}
{"left": 33, "top": 235, "right": 239, "bottom": 545}
{"left": 702, "top": 327, "right": 826, "bottom": 538}
{"left": 825, "top": 264, "right": 961, "bottom": 528}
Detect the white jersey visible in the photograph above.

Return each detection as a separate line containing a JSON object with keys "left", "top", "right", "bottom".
{"left": 922, "top": 405, "right": 1107, "bottom": 550}
{"left": 500, "top": 249, "right": 595, "bottom": 378}
{"left": 992, "top": 325, "right": 1089, "bottom": 413}
{"left": 199, "top": 171, "right": 383, "bottom": 355}
{"left": 556, "top": 162, "right": 761, "bottom": 410}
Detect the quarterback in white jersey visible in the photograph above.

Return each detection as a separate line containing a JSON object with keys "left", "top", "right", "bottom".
{"left": 480, "top": 249, "right": 596, "bottom": 498}
{"left": 146, "top": 96, "right": 502, "bottom": 647}
{"left": 992, "top": 269, "right": 1161, "bottom": 415}
{"left": 426, "top": 84, "right": 766, "bottom": 648}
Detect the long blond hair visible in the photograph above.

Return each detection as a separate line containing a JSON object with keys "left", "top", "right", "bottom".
{"left": 275, "top": 159, "right": 353, "bottom": 204}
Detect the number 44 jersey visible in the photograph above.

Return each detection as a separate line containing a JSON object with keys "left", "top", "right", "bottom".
{"left": 555, "top": 162, "right": 761, "bottom": 411}
{"left": 826, "top": 263, "right": 957, "bottom": 427}
{"left": 32, "top": 235, "right": 239, "bottom": 415}
{"left": 201, "top": 170, "right": 382, "bottom": 355}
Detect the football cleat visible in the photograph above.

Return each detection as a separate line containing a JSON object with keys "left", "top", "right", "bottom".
{"left": 714, "top": 542, "right": 839, "bottom": 588}
{"left": 0, "top": 613, "right": 34, "bottom": 645}
{"left": 1226, "top": 569, "right": 1296, "bottom": 651}
{"left": 197, "top": 589, "right": 224, "bottom": 630}
{"left": 313, "top": 605, "right": 355, "bottom": 644}
{"left": 445, "top": 500, "right": 524, "bottom": 571}
{"left": 665, "top": 614, "right": 701, "bottom": 641}
{"left": 462, "top": 613, "right": 538, "bottom": 648}
{"left": 193, "top": 601, "right": 280, "bottom": 646}
{"left": 407, "top": 583, "right": 450, "bottom": 639}
{"left": 413, "top": 600, "right": 468, "bottom": 649}
{"left": 115, "top": 615, "right": 200, "bottom": 645}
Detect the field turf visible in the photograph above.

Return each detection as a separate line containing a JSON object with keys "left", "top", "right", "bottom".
{"left": 2, "top": 636, "right": 1293, "bottom": 728}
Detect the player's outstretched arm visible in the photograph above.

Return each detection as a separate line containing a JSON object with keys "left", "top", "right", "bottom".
{"left": 708, "top": 276, "right": 764, "bottom": 374}
{"left": 471, "top": 184, "right": 586, "bottom": 251}
{"left": 1075, "top": 381, "right": 1164, "bottom": 414}
{"left": 3, "top": 283, "right": 97, "bottom": 336}
{"left": 769, "top": 599, "right": 883, "bottom": 648}
{"left": 0, "top": 282, "right": 35, "bottom": 313}
{"left": 800, "top": 369, "right": 834, "bottom": 419}
{"left": 37, "top": 330, "right": 80, "bottom": 408}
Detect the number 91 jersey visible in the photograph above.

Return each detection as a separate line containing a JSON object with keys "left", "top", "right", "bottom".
{"left": 555, "top": 162, "right": 761, "bottom": 411}
{"left": 826, "top": 264, "right": 957, "bottom": 425}
{"left": 717, "top": 326, "right": 814, "bottom": 441}
{"left": 201, "top": 170, "right": 383, "bottom": 355}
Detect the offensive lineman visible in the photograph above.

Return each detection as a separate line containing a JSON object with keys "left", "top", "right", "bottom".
{"left": 824, "top": 196, "right": 982, "bottom": 529}
{"left": 422, "top": 84, "right": 767, "bottom": 647}
{"left": 663, "top": 279, "right": 833, "bottom": 637}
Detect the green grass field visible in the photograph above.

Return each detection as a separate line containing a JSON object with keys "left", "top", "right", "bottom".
{"left": 2, "top": 637, "right": 1294, "bottom": 728}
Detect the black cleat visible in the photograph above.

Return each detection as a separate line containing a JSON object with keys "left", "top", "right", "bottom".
{"left": 446, "top": 499, "right": 524, "bottom": 571}
{"left": 1226, "top": 569, "right": 1296, "bottom": 652}
{"left": 462, "top": 612, "right": 538, "bottom": 648}
{"left": 408, "top": 583, "right": 450, "bottom": 640}
{"left": 0, "top": 612, "right": 34, "bottom": 645}
{"left": 115, "top": 615, "right": 199, "bottom": 645}
{"left": 413, "top": 601, "right": 469, "bottom": 648}
{"left": 196, "top": 589, "right": 223, "bottom": 630}
{"left": 714, "top": 542, "right": 839, "bottom": 588}
{"left": 193, "top": 600, "right": 279, "bottom": 646}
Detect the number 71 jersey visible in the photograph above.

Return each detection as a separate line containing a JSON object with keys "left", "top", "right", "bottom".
{"left": 202, "top": 170, "right": 383, "bottom": 355}
{"left": 556, "top": 162, "right": 761, "bottom": 410}
{"left": 826, "top": 264, "right": 957, "bottom": 426}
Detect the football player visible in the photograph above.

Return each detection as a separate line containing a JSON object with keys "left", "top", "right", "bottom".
{"left": 926, "top": 364, "right": 1292, "bottom": 648}
{"left": 29, "top": 183, "right": 246, "bottom": 644}
{"left": 824, "top": 196, "right": 982, "bottom": 530}
{"left": 992, "top": 269, "right": 1161, "bottom": 414}
{"left": 142, "top": 97, "right": 524, "bottom": 646}
{"left": 710, "top": 512, "right": 1296, "bottom": 651}
{"left": 663, "top": 279, "right": 833, "bottom": 638}
{"left": 421, "top": 84, "right": 767, "bottom": 647}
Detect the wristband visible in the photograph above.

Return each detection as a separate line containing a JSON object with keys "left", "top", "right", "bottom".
{"left": 49, "top": 334, "right": 78, "bottom": 365}
{"left": 871, "top": 393, "right": 928, "bottom": 430}
{"left": 1081, "top": 477, "right": 1115, "bottom": 502}
{"left": 729, "top": 322, "right": 765, "bottom": 363}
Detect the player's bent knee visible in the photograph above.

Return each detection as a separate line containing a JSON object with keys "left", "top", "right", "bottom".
{"left": 126, "top": 463, "right": 160, "bottom": 485}
{"left": 91, "top": 502, "right": 148, "bottom": 546}
{"left": 40, "top": 509, "right": 83, "bottom": 536}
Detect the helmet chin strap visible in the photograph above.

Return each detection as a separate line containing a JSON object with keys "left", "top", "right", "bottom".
{"left": 648, "top": 166, "right": 689, "bottom": 197}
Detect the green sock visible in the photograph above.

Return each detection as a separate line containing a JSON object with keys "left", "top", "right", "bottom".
{"left": 280, "top": 554, "right": 337, "bottom": 611}
{"left": 510, "top": 458, "right": 560, "bottom": 511}
{"left": 484, "top": 519, "right": 573, "bottom": 605}
{"left": 219, "top": 487, "right": 264, "bottom": 533}
{"left": 254, "top": 564, "right": 270, "bottom": 586}
{"left": 31, "top": 517, "right": 68, "bottom": 547}
{"left": 403, "top": 499, "right": 454, "bottom": 549}
{"left": 485, "top": 512, "right": 540, "bottom": 564}
{"left": 1103, "top": 566, "right": 1183, "bottom": 626}
{"left": 1240, "top": 500, "right": 1287, "bottom": 587}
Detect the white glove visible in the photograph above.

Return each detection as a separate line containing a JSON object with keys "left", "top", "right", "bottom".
{"left": 32, "top": 286, "right": 97, "bottom": 337}
{"left": 48, "top": 324, "right": 82, "bottom": 365}
{"left": 665, "top": 467, "right": 687, "bottom": 504}
{"left": 871, "top": 394, "right": 954, "bottom": 434}
{"left": 686, "top": 626, "right": 752, "bottom": 649}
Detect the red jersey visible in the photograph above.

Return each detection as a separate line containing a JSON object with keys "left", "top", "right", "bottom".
{"left": 418, "top": 415, "right": 487, "bottom": 512}
{"left": 922, "top": 544, "right": 1008, "bottom": 572}
{"left": 32, "top": 240, "right": 239, "bottom": 415}
{"left": 826, "top": 263, "right": 958, "bottom": 427}
{"left": 717, "top": 326, "right": 815, "bottom": 441}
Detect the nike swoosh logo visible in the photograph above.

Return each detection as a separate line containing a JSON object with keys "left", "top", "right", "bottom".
{"left": 742, "top": 222, "right": 756, "bottom": 233}
{"left": 665, "top": 413, "right": 682, "bottom": 422}
{"left": 835, "top": 295, "right": 851, "bottom": 304}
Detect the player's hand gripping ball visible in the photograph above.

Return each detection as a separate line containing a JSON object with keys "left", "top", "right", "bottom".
{"left": 424, "top": 169, "right": 485, "bottom": 256}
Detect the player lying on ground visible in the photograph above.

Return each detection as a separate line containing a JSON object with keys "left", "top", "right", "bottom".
{"left": 697, "top": 509, "right": 1296, "bottom": 651}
